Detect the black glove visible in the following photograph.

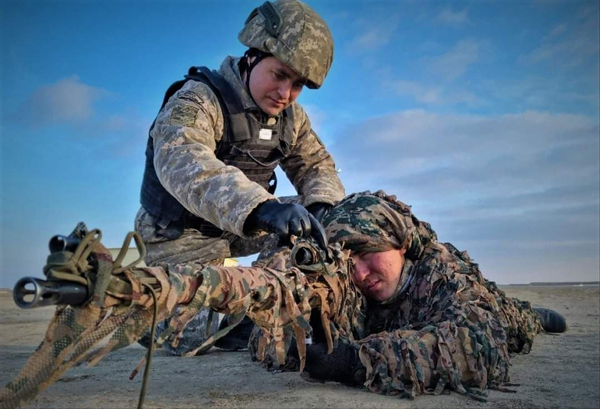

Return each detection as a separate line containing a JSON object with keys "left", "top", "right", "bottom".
{"left": 306, "top": 202, "right": 332, "bottom": 222}
{"left": 244, "top": 200, "right": 312, "bottom": 242}
{"left": 303, "top": 342, "right": 365, "bottom": 386}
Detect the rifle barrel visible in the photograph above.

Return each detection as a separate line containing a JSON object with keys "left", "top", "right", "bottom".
{"left": 13, "top": 277, "right": 88, "bottom": 309}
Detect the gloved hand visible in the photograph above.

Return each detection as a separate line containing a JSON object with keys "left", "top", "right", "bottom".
{"left": 303, "top": 342, "right": 365, "bottom": 386}
{"left": 306, "top": 202, "right": 332, "bottom": 222}
{"left": 244, "top": 200, "right": 312, "bottom": 242}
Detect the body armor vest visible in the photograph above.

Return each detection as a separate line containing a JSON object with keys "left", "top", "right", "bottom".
{"left": 140, "top": 66, "right": 295, "bottom": 235}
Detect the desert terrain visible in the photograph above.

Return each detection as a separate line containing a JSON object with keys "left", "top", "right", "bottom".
{"left": 1, "top": 285, "right": 599, "bottom": 409}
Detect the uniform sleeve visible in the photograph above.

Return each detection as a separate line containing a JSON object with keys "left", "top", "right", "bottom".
{"left": 279, "top": 104, "right": 345, "bottom": 207}
{"left": 354, "top": 246, "right": 541, "bottom": 400}
{"left": 151, "top": 80, "right": 273, "bottom": 237}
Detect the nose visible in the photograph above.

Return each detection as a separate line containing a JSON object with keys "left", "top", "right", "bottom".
{"left": 352, "top": 258, "right": 370, "bottom": 284}
{"left": 277, "top": 81, "right": 292, "bottom": 100}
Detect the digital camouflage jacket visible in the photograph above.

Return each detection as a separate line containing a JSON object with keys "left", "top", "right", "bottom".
{"left": 146, "top": 56, "right": 345, "bottom": 238}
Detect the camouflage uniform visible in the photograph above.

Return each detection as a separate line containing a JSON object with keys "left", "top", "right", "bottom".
{"left": 136, "top": 53, "right": 343, "bottom": 262}
{"left": 318, "top": 191, "right": 543, "bottom": 399}
{"left": 136, "top": 0, "right": 343, "bottom": 354}
{"left": 135, "top": 55, "right": 344, "bottom": 352}
{"left": 251, "top": 191, "right": 542, "bottom": 399}
{"left": 1, "top": 187, "right": 544, "bottom": 406}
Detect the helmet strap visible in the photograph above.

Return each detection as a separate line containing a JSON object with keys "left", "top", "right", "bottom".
{"left": 241, "top": 48, "right": 271, "bottom": 87}
{"left": 239, "top": 48, "right": 273, "bottom": 111}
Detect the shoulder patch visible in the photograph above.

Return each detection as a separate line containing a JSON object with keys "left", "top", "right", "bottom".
{"left": 169, "top": 104, "right": 199, "bottom": 127}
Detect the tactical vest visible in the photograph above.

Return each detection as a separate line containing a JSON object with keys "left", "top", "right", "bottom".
{"left": 140, "top": 66, "right": 295, "bottom": 235}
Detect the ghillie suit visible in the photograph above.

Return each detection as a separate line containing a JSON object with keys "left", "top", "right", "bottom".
{"left": 1, "top": 223, "right": 362, "bottom": 409}
{"left": 320, "top": 191, "right": 544, "bottom": 400}
{"left": 251, "top": 191, "right": 546, "bottom": 401}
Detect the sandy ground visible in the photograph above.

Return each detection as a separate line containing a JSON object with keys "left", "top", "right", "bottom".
{"left": 1, "top": 285, "right": 599, "bottom": 409}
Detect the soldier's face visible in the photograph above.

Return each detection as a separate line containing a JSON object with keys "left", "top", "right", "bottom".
{"left": 248, "top": 57, "right": 305, "bottom": 115}
{"left": 351, "top": 248, "right": 407, "bottom": 302}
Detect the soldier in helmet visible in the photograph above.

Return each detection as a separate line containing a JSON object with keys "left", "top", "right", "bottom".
{"left": 252, "top": 190, "right": 567, "bottom": 400}
{"left": 135, "top": 0, "right": 344, "bottom": 355}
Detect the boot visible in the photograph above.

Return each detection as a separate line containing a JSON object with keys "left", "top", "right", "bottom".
{"left": 534, "top": 307, "right": 567, "bottom": 333}
{"left": 214, "top": 315, "right": 255, "bottom": 351}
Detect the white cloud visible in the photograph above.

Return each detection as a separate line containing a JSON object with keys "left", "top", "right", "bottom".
{"left": 389, "top": 80, "right": 486, "bottom": 107}
{"left": 329, "top": 109, "right": 599, "bottom": 282}
{"left": 391, "top": 81, "right": 442, "bottom": 104}
{"left": 436, "top": 6, "right": 469, "bottom": 25}
{"left": 302, "top": 104, "right": 327, "bottom": 135}
{"left": 347, "top": 18, "right": 399, "bottom": 53}
{"left": 545, "top": 23, "right": 568, "bottom": 40}
{"left": 13, "top": 76, "right": 109, "bottom": 127}
{"left": 331, "top": 109, "right": 599, "bottom": 215}
{"left": 429, "top": 39, "right": 481, "bottom": 82}
{"left": 102, "top": 112, "right": 151, "bottom": 157}
{"left": 524, "top": 34, "right": 597, "bottom": 66}
{"left": 7, "top": 76, "right": 151, "bottom": 151}
{"left": 578, "top": 2, "right": 598, "bottom": 19}
{"left": 335, "top": 10, "right": 349, "bottom": 20}
{"left": 6, "top": 76, "right": 151, "bottom": 159}
{"left": 521, "top": 6, "right": 598, "bottom": 67}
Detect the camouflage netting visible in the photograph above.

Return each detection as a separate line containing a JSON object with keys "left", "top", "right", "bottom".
{"left": 0, "top": 228, "right": 361, "bottom": 409}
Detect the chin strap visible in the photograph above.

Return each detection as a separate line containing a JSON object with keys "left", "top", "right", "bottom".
{"left": 239, "top": 48, "right": 273, "bottom": 108}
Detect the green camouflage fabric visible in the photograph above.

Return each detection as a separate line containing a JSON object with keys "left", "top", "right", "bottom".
{"left": 0, "top": 228, "right": 360, "bottom": 408}
{"left": 239, "top": 0, "right": 334, "bottom": 89}
{"left": 323, "top": 190, "right": 436, "bottom": 258}
{"left": 0, "top": 228, "right": 195, "bottom": 409}
{"left": 320, "top": 191, "right": 543, "bottom": 400}
{"left": 135, "top": 196, "right": 305, "bottom": 355}
{"left": 183, "top": 240, "right": 361, "bottom": 362}
{"left": 141, "top": 56, "right": 344, "bottom": 247}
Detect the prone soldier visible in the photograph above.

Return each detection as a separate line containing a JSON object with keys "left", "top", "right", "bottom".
{"left": 3, "top": 191, "right": 568, "bottom": 407}
{"left": 253, "top": 190, "right": 568, "bottom": 400}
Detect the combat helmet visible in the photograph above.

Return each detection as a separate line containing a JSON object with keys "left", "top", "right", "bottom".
{"left": 239, "top": 0, "right": 334, "bottom": 89}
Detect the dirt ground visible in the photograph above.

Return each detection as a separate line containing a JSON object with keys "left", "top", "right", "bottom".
{"left": 1, "top": 285, "right": 599, "bottom": 409}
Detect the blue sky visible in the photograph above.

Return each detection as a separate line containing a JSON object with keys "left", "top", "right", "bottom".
{"left": 1, "top": 0, "right": 598, "bottom": 288}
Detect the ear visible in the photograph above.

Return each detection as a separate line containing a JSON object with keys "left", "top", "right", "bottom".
{"left": 398, "top": 247, "right": 407, "bottom": 256}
